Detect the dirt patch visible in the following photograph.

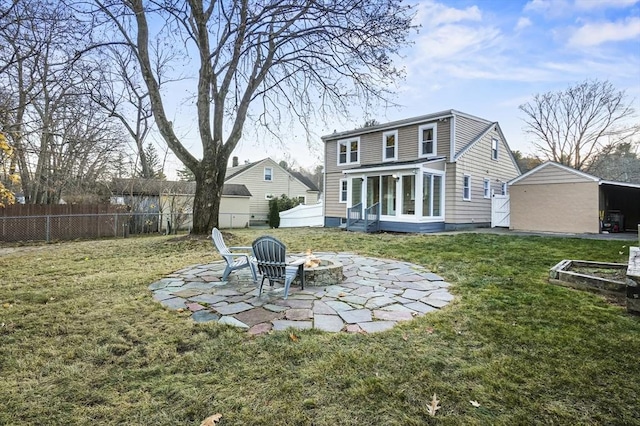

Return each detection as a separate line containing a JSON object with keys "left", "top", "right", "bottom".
{"left": 571, "top": 267, "right": 627, "bottom": 282}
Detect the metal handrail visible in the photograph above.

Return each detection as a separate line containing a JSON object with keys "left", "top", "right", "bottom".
{"left": 364, "top": 202, "right": 381, "bottom": 232}
{"left": 347, "top": 202, "right": 362, "bottom": 229}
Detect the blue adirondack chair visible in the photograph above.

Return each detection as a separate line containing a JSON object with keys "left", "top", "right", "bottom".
{"left": 252, "top": 235, "right": 305, "bottom": 299}
{"left": 211, "top": 228, "right": 257, "bottom": 282}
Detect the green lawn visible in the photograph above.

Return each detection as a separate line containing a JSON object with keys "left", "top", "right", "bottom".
{"left": 1, "top": 229, "right": 639, "bottom": 425}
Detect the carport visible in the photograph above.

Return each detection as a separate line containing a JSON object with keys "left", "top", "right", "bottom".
{"left": 509, "top": 162, "right": 640, "bottom": 234}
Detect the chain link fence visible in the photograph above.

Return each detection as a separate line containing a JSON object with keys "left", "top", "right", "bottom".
{"left": 0, "top": 212, "right": 254, "bottom": 243}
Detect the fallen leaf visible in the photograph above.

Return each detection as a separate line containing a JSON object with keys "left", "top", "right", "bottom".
{"left": 289, "top": 332, "right": 299, "bottom": 342}
{"left": 3, "top": 303, "right": 11, "bottom": 308}
{"left": 177, "top": 308, "right": 184, "bottom": 313}
{"left": 426, "top": 327, "right": 434, "bottom": 334}
{"left": 470, "top": 400, "right": 480, "bottom": 407}
{"left": 338, "top": 292, "right": 347, "bottom": 297}
{"left": 200, "top": 413, "right": 222, "bottom": 426}
{"left": 427, "top": 393, "right": 440, "bottom": 417}
{"left": 402, "top": 334, "right": 408, "bottom": 341}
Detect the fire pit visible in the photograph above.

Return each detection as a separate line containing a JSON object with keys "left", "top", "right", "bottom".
{"left": 299, "top": 250, "right": 344, "bottom": 286}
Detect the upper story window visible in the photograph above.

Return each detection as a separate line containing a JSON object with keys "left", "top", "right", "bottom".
{"left": 382, "top": 130, "right": 398, "bottom": 161}
{"left": 338, "top": 138, "right": 360, "bottom": 165}
{"left": 463, "top": 175, "right": 471, "bottom": 201}
{"left": 264, "top": 167, "right": 273, "bottom": 181}
{"left": 418, "top": 124, "right": 437, "bottom": 158}
{"left": 339, "top": 179, "right": 347, "bottom": 203}
{"left": 491, "top": 138, "right": 499, "bottom": 160}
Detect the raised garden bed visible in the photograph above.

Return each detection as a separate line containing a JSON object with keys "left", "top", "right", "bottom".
{"left": 549, "top": 259, "right": 628, "bottom": 299}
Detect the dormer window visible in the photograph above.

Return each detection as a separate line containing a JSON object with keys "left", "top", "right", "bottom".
{"left": 382, "top": 130, "right": 398, "bottom": 161}
{"left": 418, "top": 123, "right": 437, "bottom": 157}
{"left": 337, "top": 137, "right": 360, "bottom": 165}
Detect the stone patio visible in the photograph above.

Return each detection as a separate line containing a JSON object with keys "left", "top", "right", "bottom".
{"left": 148, "top": 252, "right": 453, "bottom": 335}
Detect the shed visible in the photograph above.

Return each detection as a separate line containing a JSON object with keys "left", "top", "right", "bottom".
{"left": 509, "top": 162, "right": 640, "bottom": 234}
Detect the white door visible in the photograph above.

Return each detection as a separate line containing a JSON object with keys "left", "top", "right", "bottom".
{"left": 491, "top": 194, "right": 510, "bottom": 228}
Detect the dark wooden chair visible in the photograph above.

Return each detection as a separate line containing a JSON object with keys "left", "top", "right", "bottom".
{"left": 252, "top": 235, "right": 304, "bottom": 299}
{"left": 211, "top": 228, "right": 257, "bottom": 282}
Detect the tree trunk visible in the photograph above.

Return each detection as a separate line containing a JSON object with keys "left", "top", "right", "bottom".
{"left": 191, "top": 153, "right": 229, "bottom": 234}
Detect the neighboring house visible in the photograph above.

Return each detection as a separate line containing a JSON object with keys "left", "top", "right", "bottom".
{"left": 322, "top": 110, "right": 521, "bottom": 232}
{"left": 225, "top": 157, "right": 320, "bottom": 225}
{"left": 110, "top": 179, "right": 252, "bottom": 230}
{"left": 509, "top": 161, "right": 640, "bottom": 234}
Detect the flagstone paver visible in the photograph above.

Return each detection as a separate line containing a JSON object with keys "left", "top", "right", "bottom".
{"left": 149, "top": 252, "right": 454, "bottom": 335}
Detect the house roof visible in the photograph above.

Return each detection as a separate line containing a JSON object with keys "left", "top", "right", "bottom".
{"left": 341, "top": 157, "right": 446, "bottom": 173}
{"left": 509, "top": 161, "right": 640, "bottom": 189}
{"left": 320, "top": 109, "right": 492, "bottom": 141}
{"left": 110, "top": 179, "right": 251, "bottom": 197}
{"left": 290, "top": 171, "right": 319, "bottom": 192}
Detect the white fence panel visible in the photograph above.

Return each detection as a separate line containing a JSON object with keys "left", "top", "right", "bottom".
{"left": 279, "top": 201, "right": 324, "bottom": 228}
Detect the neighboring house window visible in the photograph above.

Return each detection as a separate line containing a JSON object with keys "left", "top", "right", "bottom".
{"left": 339, "top": 179, "right": 347, "bottom": 203}
{"left": 418, "top": 124, "right": 437, "bottom": 157}
{"left": 337, "top": 138, "right": 360, "bottom": 165}
{"left": 297, "top": 196, "right": 306, "bottom": 204}
{"left": 483, "top": 179, "right": 491, "bottom": 199}
{"left": 265, "top": 193, "right": 274, "bottom": 200}
{"left": 382, "top": 130, "right": 398, "bottom": 161}
{"left": 463, "top": 175, "right": 471, "bottom": 201}
{"left": 502, "top": 183, "right": 508, "bottom": 195}
{"left": 264, "top": 167, "right": 273, "bottom": 181}
{"left": 491, "top": 138, "right": 499, "bottom": 160}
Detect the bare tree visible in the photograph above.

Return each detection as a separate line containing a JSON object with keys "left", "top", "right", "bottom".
{"left": 88, "top": 0, "right": 415, "bottom": 234}
{"left": 520, "top": 79, "right": 639, "bottom": 171}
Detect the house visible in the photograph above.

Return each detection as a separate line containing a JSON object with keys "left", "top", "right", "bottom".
{"left": 225, "top": 157, "right": 320, "bottom": 225}
{"left": 110, "top": 179, "right": 252, "bottom": 230}
{"left": 509, "top": 161, "right": 640, "bottom": 234}
{"left": 322, "top": 110, "right": 521, "bottom": 232}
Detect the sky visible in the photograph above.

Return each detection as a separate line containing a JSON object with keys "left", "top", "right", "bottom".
{"left": 162, "top": 0, "right": 640, "bottom": 177}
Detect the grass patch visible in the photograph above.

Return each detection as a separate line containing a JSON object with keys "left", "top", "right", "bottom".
{"left": 1, "top": 229, "right": 639, "bottom": 425}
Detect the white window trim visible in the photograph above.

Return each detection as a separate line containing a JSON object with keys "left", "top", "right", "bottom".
{"left": 337, "top": 137, "right": 360, "bottom": 166}
{"left": 418, "top": 123, "right": 437, "bottom": 158}
{"left": 339, "top": 178, "right": 347, "bottom": 203}
{"left": 483, "top": 178, "right": 491, "bottom": 199}
{"left": 502, "top": 182, "right": 508, "bottom": 195}
{"left": 421, "top": 171, "right": 445, "bottom": 220}
{"left": 297, "top": 195, "right": 306, "bottom": 204}
{"left": 463, "top": 175, "right": 471, "bottom": 201}
{"left": 264, "top": 167, "right": 273, "bottom": 181}
{"left": 382, "top": 130, "right": 398, "bottom": 162}
{"left": 491, "top": 138, "right": 499, "bottom": 161}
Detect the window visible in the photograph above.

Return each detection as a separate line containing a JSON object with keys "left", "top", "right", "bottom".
{"left": 463, "top": 175, "right": 471, "bottom": 201}
{"left": 422, "top": 173, "right": 443, "bottom": 217}
{"left": 351, "top": 177, "right": 362, "bottom": 206}
{"left": 402, "top": 175, "right": 416, "bottom": 214}
{"left": 297, "top": 196, "right": 306, "bottom": 204}
{"left": 418, "top": 124, "right": 437, "bottom": 157}
{"left": 337, "top": 138, "right": 360, "bottom": 165}
{"left": 367, "top": 176, "right": 380, "bottom": 207}
{"left": 502, "top": 182, "right": 507, "bottom": 195}
{"left": 339, "top": 179, "right": 347, "bottom": 203}
{"left": 264, "top": 167, "right": 273, "bottom": 181}
{"left": 382, "top": 130, "right": 398, "bottom": 161}
{"left": 483, "top": 179, "right": 491, "bottom": 199}
{"left": 265, "top": 193, "right": 275, "bottom": 200}
{"left": 491, "top": 138, "right": 499, "bottom": 160}
{"left": 381, "top": 175, "right": 397, "bottom": 215}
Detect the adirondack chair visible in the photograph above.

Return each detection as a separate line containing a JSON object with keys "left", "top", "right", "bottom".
{"left": 211, "top": 228, "right": 257, "bottom": 282}
{"left": 252, "top": 235, "right": 305, "bottom": 299}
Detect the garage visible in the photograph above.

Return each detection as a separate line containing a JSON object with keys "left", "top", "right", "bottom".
{"left": 509, "top": 162, "right": 640, "bottom": 235}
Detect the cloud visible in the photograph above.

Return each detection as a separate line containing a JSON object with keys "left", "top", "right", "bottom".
{"left": 523, "top": 0, "right": 571, "bottom": 16}
{"left": 515, "top": 17, "right": 533, "bottom": 31}
{"left": 568, "top": 17, "right": 640, "bottom": 46}
{"left": 575, "top": 0, "right": 639, "bottom": 10}
{"left": 414, "top": 1, "right": 482, "bottom": 26}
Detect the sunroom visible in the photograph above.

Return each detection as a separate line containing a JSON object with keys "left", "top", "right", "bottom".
{"left": 341, "top": 158, "right": 446, "bottom": 233}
